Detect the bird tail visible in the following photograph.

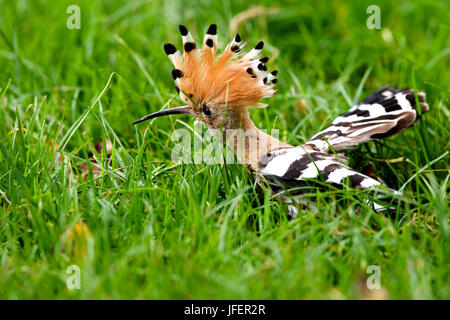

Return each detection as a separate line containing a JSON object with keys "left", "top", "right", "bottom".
{"left": 305, "top": 86, "right": 429, "bottom": 152}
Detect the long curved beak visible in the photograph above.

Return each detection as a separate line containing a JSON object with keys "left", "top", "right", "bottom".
{"left": 133, "top": 105, "right": 192, "bottom": 125}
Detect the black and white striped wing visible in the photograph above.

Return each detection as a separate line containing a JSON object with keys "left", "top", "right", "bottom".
{"left": 304, "top": 87, "right": 429, "bottom": 152}
{"left": 258, "top": 147, "right": 384, "bottom": 190}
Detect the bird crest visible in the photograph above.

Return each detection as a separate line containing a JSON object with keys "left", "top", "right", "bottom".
{"left": 165, "top": 24, "right": 277, "bottom": 113}
{"left": 133, "top": 24, "right": 278, "bottom": 127}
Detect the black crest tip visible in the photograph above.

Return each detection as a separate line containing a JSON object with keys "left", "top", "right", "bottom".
{"left": 255, "top": 41, "right": 264, "bottom": 50}
{"left": 179, "top": 25, "right": 188, "bottom": 36}
{"left": 163, "top": 43, "right": 177, "bottom": 55}
{"left": 171, "top": 69, "right": 183, "bottom": 79}
{"left": 235, "top": 33, "right": 241, "bottom": 42}
{"left": 206, "top": 24, "right": 217, "bottom": 35}
{"left": 184, "top": 42, "right": 196, "bottom": 52}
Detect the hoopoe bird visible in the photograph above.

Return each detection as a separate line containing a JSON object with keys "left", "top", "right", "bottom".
{"left": 133, "top": 24, "right": 429, "bottom": 215}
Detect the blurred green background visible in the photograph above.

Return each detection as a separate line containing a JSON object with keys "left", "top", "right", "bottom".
{"left": 0, "top": 0, "right": 448, "bottom": 299}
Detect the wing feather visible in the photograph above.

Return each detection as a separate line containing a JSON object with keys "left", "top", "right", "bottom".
{"left": 258, "top": 147, "right": 383, "bottom": 190}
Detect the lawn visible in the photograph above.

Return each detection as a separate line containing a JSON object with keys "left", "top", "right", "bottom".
{"left": 0, "top": 0, "right": 448, "bottom": 299}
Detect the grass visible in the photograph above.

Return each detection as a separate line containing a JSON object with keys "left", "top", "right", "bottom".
{"left": 0, "top": 0, "right": 449, "bottom": 299}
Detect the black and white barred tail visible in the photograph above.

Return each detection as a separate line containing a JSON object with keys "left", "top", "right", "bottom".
{"left": 305, "top": 86, "right": 429, "bottom": 152}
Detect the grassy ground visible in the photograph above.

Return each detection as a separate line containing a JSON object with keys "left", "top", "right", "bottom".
{"left": 0, "top": 0, "right": 448, "bottom": 299}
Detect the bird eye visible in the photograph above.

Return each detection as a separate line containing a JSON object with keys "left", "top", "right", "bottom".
{"left": 202, "top": 105, "right": 212, "bottom": 116}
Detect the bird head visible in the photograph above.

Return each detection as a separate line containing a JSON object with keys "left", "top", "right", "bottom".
{"left": 133, "top": 24, "right": 278, "bottom": 131}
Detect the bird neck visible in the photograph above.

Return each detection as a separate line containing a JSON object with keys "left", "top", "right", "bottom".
{"left": 222, "top": 110, "right": 291, "bottom": 170}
